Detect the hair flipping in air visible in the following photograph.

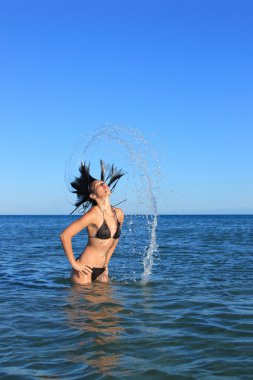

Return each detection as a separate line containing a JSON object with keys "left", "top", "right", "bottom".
{"left": 70, "top": 159, "right": 125, "bottom": 214}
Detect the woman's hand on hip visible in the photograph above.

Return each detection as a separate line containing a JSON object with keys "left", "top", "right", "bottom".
{"left": 72, "top": 261, "right": 93, "bottom": 275}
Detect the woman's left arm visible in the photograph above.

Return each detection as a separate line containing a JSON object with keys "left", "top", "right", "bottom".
{"left": 105, "top": 239, "right": 119, "bottom": 267}
{"left": 105, "top": 209, "right": 124, "bottom": 267}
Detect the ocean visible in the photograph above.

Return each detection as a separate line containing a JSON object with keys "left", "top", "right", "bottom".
{"left": 1, "top": 215, "right": 253, "bottom": 379}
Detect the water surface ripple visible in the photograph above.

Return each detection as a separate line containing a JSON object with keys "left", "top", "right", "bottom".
{"left": 0, "top": 215, "right": 253, "bottom": 379}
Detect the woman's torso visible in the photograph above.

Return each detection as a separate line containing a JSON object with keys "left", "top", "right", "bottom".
{"left": 78, "top": 206, "right": 121, "bottom": 267}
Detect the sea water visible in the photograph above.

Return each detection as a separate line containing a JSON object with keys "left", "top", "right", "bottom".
{"left": 1, "top": 214, "right": 253, "bottom": 379}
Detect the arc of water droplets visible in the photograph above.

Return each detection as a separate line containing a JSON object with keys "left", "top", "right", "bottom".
{"left": 66, "top": 125, "right": 161, "bottom": 283}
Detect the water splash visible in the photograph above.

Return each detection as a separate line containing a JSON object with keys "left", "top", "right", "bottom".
{"left": 65, "top": 124, "right": 161, "bottom": 283}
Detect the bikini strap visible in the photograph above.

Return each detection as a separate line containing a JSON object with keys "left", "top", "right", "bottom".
{"left": 112, "top": 207, "right": 120, "bottom": 223}
{"left": 97, "top": 205, "right": 105, "bottom": 219}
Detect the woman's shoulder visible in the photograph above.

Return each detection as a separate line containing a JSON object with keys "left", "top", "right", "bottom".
{"left": 114, "top": 207, "right": 124, "bottom": 221}
{"left": 80, "top": 206, "right": 100, "bottom": 221}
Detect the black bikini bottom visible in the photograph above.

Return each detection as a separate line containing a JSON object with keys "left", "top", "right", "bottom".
{"left": 90, "top": 267, "right": 106, "bottom": 281}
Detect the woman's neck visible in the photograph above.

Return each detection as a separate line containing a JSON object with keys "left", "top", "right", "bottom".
{"left": 96, "top": 197, "right": 112, "bottom": 214}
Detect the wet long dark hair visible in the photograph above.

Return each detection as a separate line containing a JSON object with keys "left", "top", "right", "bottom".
{"left": 70, "top": 159, "right": 125, "bottom": 214}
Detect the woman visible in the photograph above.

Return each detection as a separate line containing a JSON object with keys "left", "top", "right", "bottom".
{"left": 60, "top": 160, "right": 125, "bottom": 285}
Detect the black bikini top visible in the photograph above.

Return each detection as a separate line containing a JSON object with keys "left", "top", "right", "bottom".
{"left": 93, "top": 207, "right": 121, "bottom": 240}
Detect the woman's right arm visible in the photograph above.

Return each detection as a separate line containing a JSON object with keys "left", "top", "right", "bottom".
{"left": 59, "top": 210, "right": 94, "bottom": 272}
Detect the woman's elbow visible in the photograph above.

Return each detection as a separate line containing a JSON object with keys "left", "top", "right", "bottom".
{"left": 59, "top": 231, "right": 68, "bottom": 242}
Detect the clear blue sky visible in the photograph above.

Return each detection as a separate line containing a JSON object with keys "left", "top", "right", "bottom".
{"left": 1, "top": 0, "right": 252, "bottom": 215}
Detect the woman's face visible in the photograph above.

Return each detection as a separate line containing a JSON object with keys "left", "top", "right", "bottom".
{"left": 90, "top": 180, "right": 111, "bottom": 199}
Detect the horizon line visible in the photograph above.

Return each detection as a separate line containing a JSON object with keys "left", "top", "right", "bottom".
{"left": 1, "top": 213, "right": 253, "bottom": 217}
